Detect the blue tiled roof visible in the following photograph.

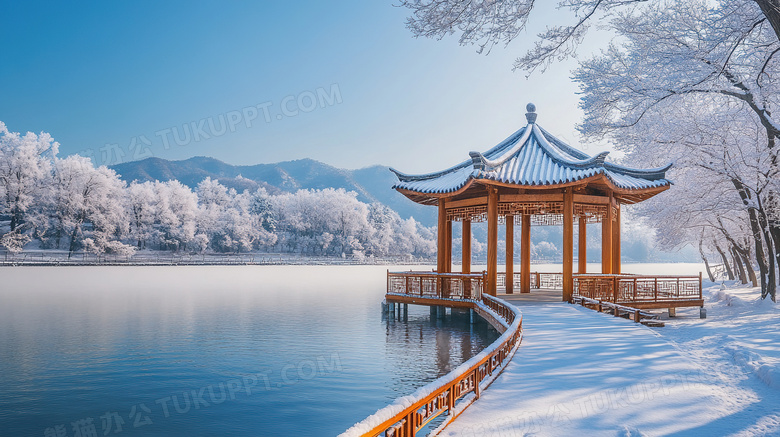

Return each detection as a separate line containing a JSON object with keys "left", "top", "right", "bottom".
{"left": 391, "top": 123, "right": 671, "bottom": 195}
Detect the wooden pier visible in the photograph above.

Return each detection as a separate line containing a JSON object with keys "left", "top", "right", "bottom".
{"left": 343, "top": 272, "right": 522, "bottom": 437}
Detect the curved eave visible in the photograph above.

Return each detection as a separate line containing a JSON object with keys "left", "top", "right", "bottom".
{"left": 394, "top": 173, "right": 671, "bottom": 205}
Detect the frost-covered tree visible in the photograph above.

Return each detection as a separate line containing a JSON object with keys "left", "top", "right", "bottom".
{"left": 573, "top": 2, "right": 780, "bottom": 299}
{"left": 402, "top": 0, "right": 780, "bottom": 74}
{"left": 127, "top": 181, "right": 157, "bottom": 249}
{"left": 196, "top": 178, "right": 276, "bottom": 253}
{"left": 46, "top": 156, "right": 132, "bottom": 257}
{"left": 0, "top": 121, "right": 435, "bottom": 260}
{"left": 0, "top": 121, "right": 56, "bottom": 234}
{"left": 153, "top": 180, "right": 199, "bottom": 251}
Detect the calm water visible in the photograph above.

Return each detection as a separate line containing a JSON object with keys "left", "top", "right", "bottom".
{"left": 0, "top": 265, "right": 498, "bottom": 436}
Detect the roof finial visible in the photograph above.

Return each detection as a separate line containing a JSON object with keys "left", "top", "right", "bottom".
{"left": 525, "top": 103, "right": 537, "bottom": 124}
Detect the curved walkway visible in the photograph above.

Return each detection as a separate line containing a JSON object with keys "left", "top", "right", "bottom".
{"left": 439, "top": 299, "right": 737, "bottom": 436}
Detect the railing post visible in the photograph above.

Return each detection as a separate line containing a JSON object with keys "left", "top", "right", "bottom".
{"left": 654, "top": 278, "right": 658, "bottom": 302}
{"left": 474, "top": 368, "right": 481, "bottom": 399}
{"left": 612, "top": 276, "right": 618, "bottom": 303}
{"left": 419, "top": 275, "right": 423, "bottom": 297}
{"left": 448, "top": 385, "right": 455, "bottom": 415}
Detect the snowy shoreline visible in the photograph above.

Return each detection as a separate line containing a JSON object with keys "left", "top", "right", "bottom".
{"left": 441, "top": 281, "right": 780, "bottom": 436}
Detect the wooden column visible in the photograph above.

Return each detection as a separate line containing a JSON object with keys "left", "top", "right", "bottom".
{"left": 578, "top": 215, "right": 587, "bottom": 273}
{"left": 487, "top": 187, "right": 498, "bottom": 296}
{"left": 437, "top": 198, "right": 447, "bottom": 274}
{"left": 521, "top": 214, "right": 531, "bottom": 294}
{"left": 563, "top": 188, "right": 574, "bottom": 302}
{"left": 462, "top": 220, "right": 471, "bottom": 274}
{"left": 506, "top": 215, "right": 514, "bottom": 294}
{"left": 613, "top": 201, "right": 621, "bottom": 274}
{"left": 445, "top": 219, "right": 452, "bottom": 273}
{"left": 602, "top": 193, "right": 613, "bottom": 274}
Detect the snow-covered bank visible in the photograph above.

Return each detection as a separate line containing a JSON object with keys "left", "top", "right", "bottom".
{"left": 0, "top": 249, "right": 434, "bottom": 266}
{"left": 439, "top": 286, "right": 780, "bottom": 436}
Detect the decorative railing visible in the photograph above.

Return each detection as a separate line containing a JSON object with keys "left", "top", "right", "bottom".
{"left": 496, "top": 272, "right": 563, "bottom": 290}
{"left": 573, "top": 273, "right": 703, "bottom": 304}
{"left": 341, "top": 294, "right": 522, "bottom": 437}
{"left": 387, "top": 271, "right": 485, "bottom": 301}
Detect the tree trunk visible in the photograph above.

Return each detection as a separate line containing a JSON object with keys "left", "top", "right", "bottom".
{"left": 731, "top": 245, "right": 748, "bottom": 284}
{"left": 740, "top": 246, "right": 760, "bottom": 288}
{"left": 68, "top": 221, "right": 82, "bottom": 259}
{"left": 733, "top": 178, "right": 774, "bottom": 299}
{"left": 756, "top": 198, "right": 777, "bottom": 301}
{"left": 699, "top": 239, "right": 716, "bottom": 282}
{"left": 754, "top": 0, "right": 780, "bottom": 42}
{"left": 715, "top": 242, "right": 734, "bottom": 280}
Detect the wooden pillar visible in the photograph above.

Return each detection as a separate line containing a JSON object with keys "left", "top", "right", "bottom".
{"left": 437, "top": 198, "right": 447, "bottom": 274}
{"left": 506, "top": 215, "right": 514, "bottom": 294}
{"left": 578, "top": 215, "right": 587, "bottom": 274}
{"left": 521, "top": 214, "right": 531, "bottom": 294}
{"left": 445, "top": 219, "right": 452, "bottom": 273}
{"left": 462, "top": 220, "right": 471, "bottom": 274}
{"left": 602, "top": 194, "right": 613, "bottom": 274}
{"left": 487, "top": 187, "right": 498, "bottom": 296}
{"left": 613, "top": 201, "right": 621, "bottom": 274}
{"left": 563, "top": 188, "right": 574, "bottom": 302}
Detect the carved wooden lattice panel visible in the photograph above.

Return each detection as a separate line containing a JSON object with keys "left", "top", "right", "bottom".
{"left": 574, "top": 277, "right": 614, "bottom": 301}
{"left": 447, "top": 205, "right": 488, "bottom": 222}
{"left": 573, "top": 203, "right": 608, "bottom": 224}
{"left": 499, "top": 201, "right": 563, "bottom": 216}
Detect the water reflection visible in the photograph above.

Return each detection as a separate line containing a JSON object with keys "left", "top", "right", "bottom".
{"left": 382, "top": 305, "right": 498, "bottom": 397}
{"left": 0, "top": 266, "right": 498, "bottom": 436}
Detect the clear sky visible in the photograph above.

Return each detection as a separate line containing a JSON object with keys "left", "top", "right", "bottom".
{"left": 0, "top": 1, "right": 611, "bottom": 173}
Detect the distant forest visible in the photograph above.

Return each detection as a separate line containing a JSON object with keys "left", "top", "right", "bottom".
{"left": 0, "top": 122, "right": 436, "bottom": 259}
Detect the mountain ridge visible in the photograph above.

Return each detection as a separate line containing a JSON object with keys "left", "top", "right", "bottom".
{"left": 110, "top": 156, "right": 438, "bottom": 226}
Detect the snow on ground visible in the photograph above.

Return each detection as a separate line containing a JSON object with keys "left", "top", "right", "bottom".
{"left": 440, "top": 282, "right": 780, "bottom": 436}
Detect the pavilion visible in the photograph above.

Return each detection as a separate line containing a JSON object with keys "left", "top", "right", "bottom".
{"left": 390, "top": 104, "right": 673, "bottom": 301}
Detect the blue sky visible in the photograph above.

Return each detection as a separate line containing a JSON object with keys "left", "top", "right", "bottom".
{"left": 0, "top": 1, "right": 605, "bottom": 173}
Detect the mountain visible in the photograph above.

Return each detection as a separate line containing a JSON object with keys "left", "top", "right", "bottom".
{"left": 110, "top": 156, "right": 438, "bottom": 226}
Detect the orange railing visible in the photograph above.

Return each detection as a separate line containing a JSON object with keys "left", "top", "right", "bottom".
{"left": 387, "top": 271, "right": 485, "bottom": 301}
{"left": 573, "top": 273, "right": 703, "bottom": 304}
{"left": 341, "top": 292, "right": 522, "bottom": 437}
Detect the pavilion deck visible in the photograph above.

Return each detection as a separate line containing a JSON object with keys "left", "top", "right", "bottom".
{"left": 387, "top": 270, "right": 704, "bottom": 311}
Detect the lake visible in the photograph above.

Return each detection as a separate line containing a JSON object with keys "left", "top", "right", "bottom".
{"left": 0, "top": 265, "right": 499, "bottom": 436}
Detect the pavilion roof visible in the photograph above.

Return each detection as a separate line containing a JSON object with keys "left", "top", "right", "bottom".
{"left": 391, "top": 107, "right": 671, "bottom": 201}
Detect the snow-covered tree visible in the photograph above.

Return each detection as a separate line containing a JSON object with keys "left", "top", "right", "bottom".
{"left": 154, "top": 180, "right": 198, "bottom": 251}
{"left": 572, "top": 1, "right": 780, "bottom": 299}
{"left": 0, "top": 121, "right": 56, "bottom": 235}
{"left": 47, "top": 156, "right": 131, "bottom": 257}
{"left": 402, "top": 0, "right": 780, "bottom": 74}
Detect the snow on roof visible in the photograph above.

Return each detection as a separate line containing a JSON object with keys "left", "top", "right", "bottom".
{"left": 390, "top": 107, "right": 671, "bottom": 195}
